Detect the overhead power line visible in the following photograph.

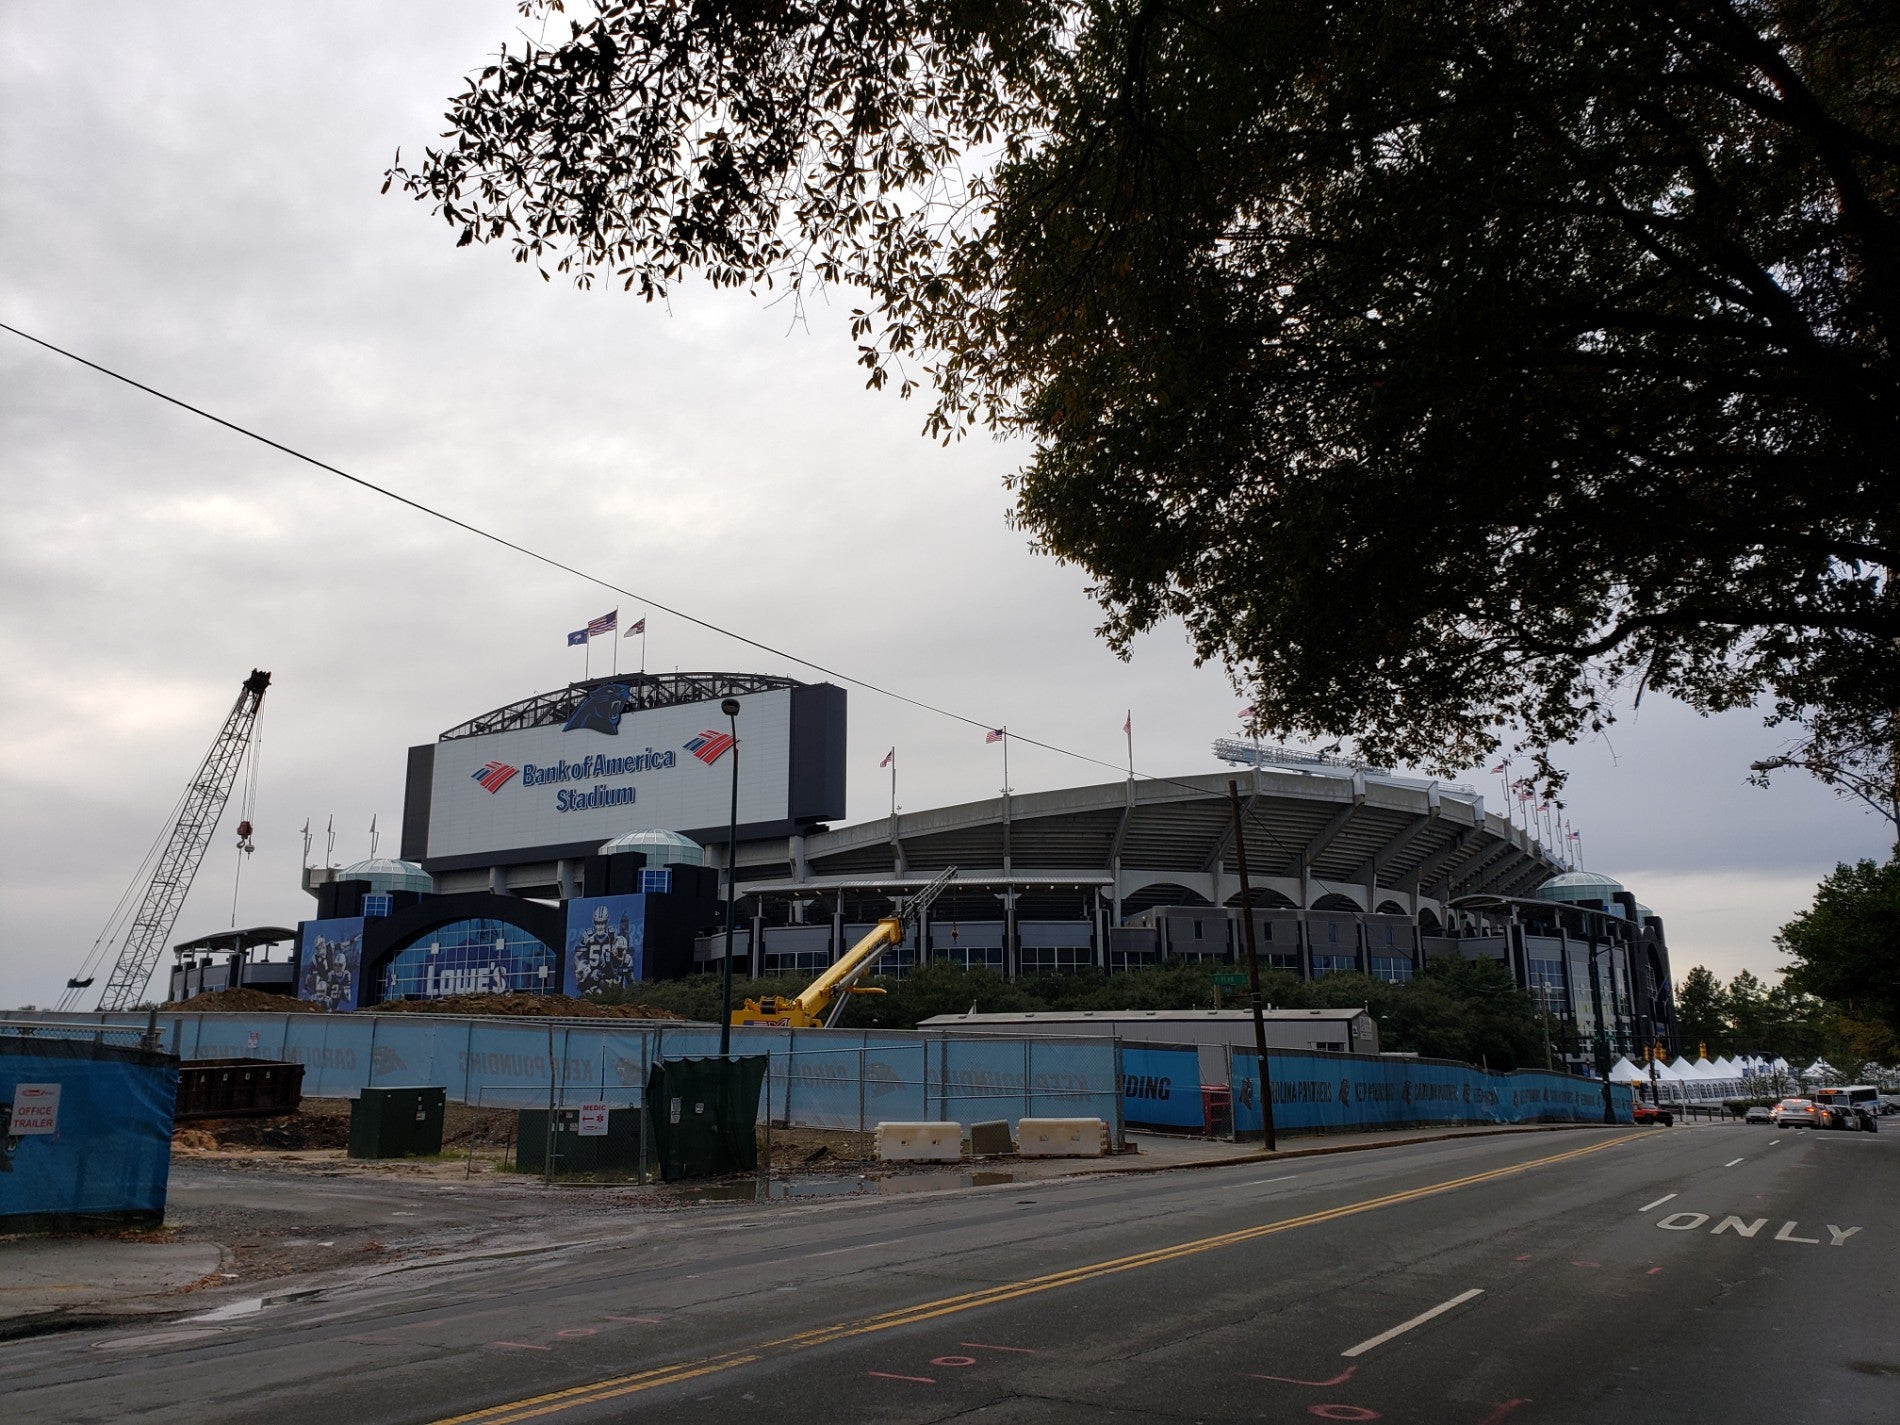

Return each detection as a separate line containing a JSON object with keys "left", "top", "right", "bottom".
{"left": 2, "top": 321, "right": 1535, "bottom": 899}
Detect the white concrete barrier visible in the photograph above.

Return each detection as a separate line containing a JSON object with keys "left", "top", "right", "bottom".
{"left": 874, "top": 1121, "right": 963, "bottom": 1162}
{"left": 1015, "top": 1118, "right": 1109, "bottom": 1157}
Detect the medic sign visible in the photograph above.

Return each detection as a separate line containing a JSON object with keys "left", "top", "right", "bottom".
{"left": 10, "top": 1083, "right": 62, "bottom": 1134}
{"left": 577, "top": 1102, "right": 610, "bottom": 1137}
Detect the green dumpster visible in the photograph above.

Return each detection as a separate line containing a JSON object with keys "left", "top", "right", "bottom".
{"left": 348, "top": 1086, "right": 446, "bottom": 1159}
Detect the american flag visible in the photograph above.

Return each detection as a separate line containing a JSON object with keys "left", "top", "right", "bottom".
{"left": 587, "top": 609, "right": 617, "bottom": 637}
{"left": 986, "top": 728, "right": 1005, "bottom": 744}
{"left": 1239, "top": 704, "right": 1255, "bottom": 719}
{"left": 685, "top": 729, "right": 736, "bottom": 765}
{"left": 1489, "top": 761, "right": 1508, "bottom": 774}
{"left": 471, "top": 761, "right": 519, "bottom": 794}
{"left": 879, "top": 748, "right": 894, "bottom": 768}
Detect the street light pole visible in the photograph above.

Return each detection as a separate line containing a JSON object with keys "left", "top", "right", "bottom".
{"left": 718, "top": 697, "right": 741, "bottom": 1058}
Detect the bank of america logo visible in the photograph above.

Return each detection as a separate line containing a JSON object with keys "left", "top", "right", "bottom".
{"left": 684, "top": 730, "right": 735, "bottom": 765}
{"left": 472, "top": 761, "right": 519, "bottom": 794}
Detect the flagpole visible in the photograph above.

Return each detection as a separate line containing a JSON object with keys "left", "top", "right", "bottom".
{"left": 641, "top": 622, "right": 647, "bottom": 675}
{"left": 1002, "top": 728, "right": 1010, "bottom": 795}
{"left": 1124, "top": 710, "right": 1133, "bottom": 780}
{"left": 612, "top": 621, "right": 618, "bottom": 676}
{"left": 889, "top": 749, "right": 897, "bottom": 819}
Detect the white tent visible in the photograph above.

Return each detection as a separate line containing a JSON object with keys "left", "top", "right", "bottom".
{"left": 1646, "top": 1056, "right": 1687, "bottom": 1103}
{"left": 1607, "top": 1056, "right": 1646, "bottom": 1084}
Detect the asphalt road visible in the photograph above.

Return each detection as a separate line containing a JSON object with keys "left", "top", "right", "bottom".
{"left": 5, "top": 1122, "right": 1892, "bottom": 1424}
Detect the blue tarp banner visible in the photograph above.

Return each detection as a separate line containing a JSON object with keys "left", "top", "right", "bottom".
{"left": 1118, "top": 1045, "right": 1206, "bottom": 1130}
{"left": 1, "top": 1038, "right": 177, "bottom": 1229}
{"left": 1227, "top": 1051, "right": 1634, "bottom": 1134}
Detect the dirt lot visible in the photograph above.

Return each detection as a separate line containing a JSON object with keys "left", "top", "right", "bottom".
{"left": 155, "top": 1102, "right": 890, "bottom": 1287}
{"left": 173, "top": 1098, "right": 877, "bottom": 1175}
{"left": 166, "top": 989, "right": 682, "bottom": 1019}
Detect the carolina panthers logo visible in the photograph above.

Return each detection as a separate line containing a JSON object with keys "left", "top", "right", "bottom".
{"left": 565, "top": 682, "right": 633, "bottom": 735}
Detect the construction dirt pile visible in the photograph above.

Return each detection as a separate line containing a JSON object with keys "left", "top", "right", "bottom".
{"left": 172, "top": 1097, "right": 517, "bottom": 1154}
{"left": 367, "top": 992, "right": 682, "bottom": 1020}
{"left": 166, "top": 988, "right": 318, "bottom": 1012}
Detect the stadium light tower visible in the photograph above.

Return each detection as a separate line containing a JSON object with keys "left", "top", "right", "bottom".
{"left": 718, "top": 697, "right": 742, "bottom": 1056}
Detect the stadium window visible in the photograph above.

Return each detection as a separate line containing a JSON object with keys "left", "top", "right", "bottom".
{"left": 639, "top": 868, "right": 672, "bottom": 894}
{"left": 361, "top": 893, "right": 392, "bottom": 919}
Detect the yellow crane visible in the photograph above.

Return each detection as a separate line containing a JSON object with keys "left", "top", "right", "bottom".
{"left": 730, "top": 865, "right": 959, "bottom": 1028}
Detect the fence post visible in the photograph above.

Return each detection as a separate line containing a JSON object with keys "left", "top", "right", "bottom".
{"left": 760, "top": 1061, "right": 772, "bottom": 1198}
{"left": 1023, "top": 1037, "right": 1032, "bottom": 1124}
{"left": 544, "top": 1024, "right": 557, "bottom": 1186}
{"left": 859, "top": 1046, "right": 867, "bottom": 1133}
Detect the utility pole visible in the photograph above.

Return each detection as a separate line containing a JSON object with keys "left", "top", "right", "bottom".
{"left": 1228, "top": 780, "right": 1276, "bottom": 1151}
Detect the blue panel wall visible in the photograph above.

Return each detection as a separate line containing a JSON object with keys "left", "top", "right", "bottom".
{"left": 1228, "top": 1052, "right": 1634, "bottom": 1134}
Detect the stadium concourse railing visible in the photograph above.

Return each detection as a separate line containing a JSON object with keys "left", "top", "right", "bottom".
{"left": 0, "top": 1011, "right": 1127, "bottom": 1145}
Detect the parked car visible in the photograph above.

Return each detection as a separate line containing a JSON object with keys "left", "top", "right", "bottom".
{"left": 1632, "top": 1102, "right": 1674, "bottom": 1126}
{"left": 1744, "top": 1105, "right": 1773, "bottom": 1124}
{"left": 1813, "top": 1086, "right": 1880, "bottom": 1132}
{"left": 1770, "top": 1097, "right": 1822, "bottom": 1128}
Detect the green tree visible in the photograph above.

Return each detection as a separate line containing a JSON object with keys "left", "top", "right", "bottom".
{"left": 1777, "top": 858, "right": 1900, "bottom": 1054}
{"left": 394, "top": 1, "right": 1900, "bottom": 783}
{"left": 1726, "top": 969, "right": 1773, "bottom": 1051}
{"left": 1674, "top": 966, "right": 1732, "bottom": 1057}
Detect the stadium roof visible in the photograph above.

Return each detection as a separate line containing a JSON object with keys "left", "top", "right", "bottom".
{"left": 439, "top": 672, "right": 805, "bottom": 741}
{"left": 739, "top": 766, "right": 1562, "bottom": 910}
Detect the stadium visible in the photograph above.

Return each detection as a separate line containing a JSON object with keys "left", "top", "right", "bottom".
{"left": 272, "top": 670, "right": 1676, "bottom": 1068}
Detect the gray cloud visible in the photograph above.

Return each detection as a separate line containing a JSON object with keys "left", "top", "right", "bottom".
{"left": 1, "top": 3, "right": 1887, "bottom": 1009}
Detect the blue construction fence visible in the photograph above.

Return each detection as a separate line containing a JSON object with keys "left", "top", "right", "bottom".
{"left": 31, "top": 1012, "right": 1126, "bottom": 1144}
{"left": 1, "top": 1032, "right": 177, "bottom": 1231}
{"left": 1120, "top": 1043, "right": 1633, "bottom": 1135}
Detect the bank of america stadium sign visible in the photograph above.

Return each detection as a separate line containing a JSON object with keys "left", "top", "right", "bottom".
{"left": 417, "top": 682, "right": 840, "bottom": 863}
{"left": 474, "top": 747, "right": 684, "bottom": 814}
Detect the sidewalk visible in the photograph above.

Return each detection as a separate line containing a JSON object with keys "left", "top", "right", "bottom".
{"left": 0, "top": 1120, "right": 1647, "bottom": 1337}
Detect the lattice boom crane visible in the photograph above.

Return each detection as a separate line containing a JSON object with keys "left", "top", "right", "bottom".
{"left": 91, "top": 669, "right": 272, "bottom": 1011}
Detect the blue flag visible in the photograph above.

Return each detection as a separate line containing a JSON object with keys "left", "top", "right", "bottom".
{"left": 567, "top": 628, "right": 588, "bottom": 646}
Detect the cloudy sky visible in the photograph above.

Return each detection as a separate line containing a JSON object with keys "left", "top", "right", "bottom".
{"left": 1, "top": 3, "right": 1888, "bottom": 1011}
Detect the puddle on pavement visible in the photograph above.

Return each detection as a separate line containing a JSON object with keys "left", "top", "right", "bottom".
{"left": 666, "top": 1169, "right": 1017, "bottom": 1204}
{"left": 187, "top": 1298, "right": 264, "bottom": 1322}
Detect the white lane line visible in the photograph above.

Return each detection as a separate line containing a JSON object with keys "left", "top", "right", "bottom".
{"left": 1341, "top": 1289, "right": 1485, "bottom": 1358}
{"left": 808, "top": 1239, "right": 902, "bottom": 1259}
{"left": 1769, "top": 1139, "right": 1781, "bottom": 1146}
{"left": 1724, "top": 1157, "right": 1745, "bottom": 1168}
{"left": 1638, "top": 1193, "right": 1677, "bottom": 1213}
{"left": 1242, "top": 1175, "right": 1299, "bottom": 1186}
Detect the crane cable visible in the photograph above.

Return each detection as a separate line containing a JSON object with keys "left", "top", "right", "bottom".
{"left": 228, "top": 706, "right": 265, "bottom": 929}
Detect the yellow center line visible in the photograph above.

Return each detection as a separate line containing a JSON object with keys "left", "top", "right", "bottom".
{"left": 434, "top": 1132, "right": 1638, "bottom": 1424}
